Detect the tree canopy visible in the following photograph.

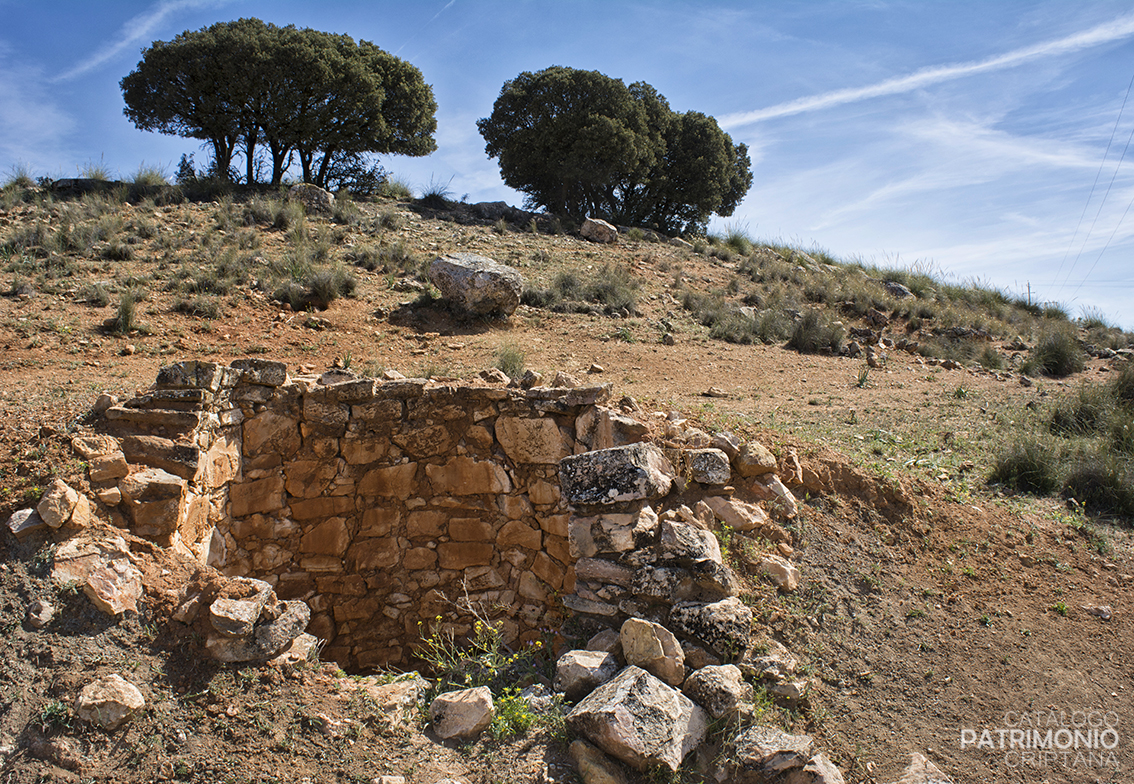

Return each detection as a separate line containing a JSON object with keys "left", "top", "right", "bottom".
{"left": 477, "top": 66, "right": 752, "bottom": 235}
{"left": 120, "top": 18, "right": 437, "bottom": 187}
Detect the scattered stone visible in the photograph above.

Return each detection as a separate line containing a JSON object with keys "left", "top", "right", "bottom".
{"left": 345, "top": 673, "right": 430, "bottom": 730}
{"left": 206, "top": 600, "right": 311, "bottom": 662}
{"left": 741, "top": 639, "right": 798, "bottom": 681}
{"left": 758, "top": 554, "right": 801, "bottom": 591}
{"left": 703, "top": 387, "right": 728, "bottom": 398}
{"left": 568, "top": 666, "right": 707, "bottom": 772}
{"left": 588, "top": 363, "right": 605, "bottom": 374}
{"left": 27, "top": 734, "right": 82, "bottom": 772}
{"left": 92, "top": 393, "right": 118, "bottom": 415}
{"left": 759, "top": 474, "right": 799, "bottom": 517}
{"left": 6, "top": 508, "right": 46, "bottom": 540}
{"left": 75, "top": 674, "right": 145, "bottom": 730}
{"left": 884, "top": 281, "right": 914, "bottom": 299}
{"left": 429, "top": 686, "right": 494, "bottom": 740}
{"left": 581, "top": 218, "right": 619, "bottom": 244}
{"left": 586, "top": 629, "right": 623, "bottom": 657}
{"left": 620, "top": 618, "right": 685, "bottom": 686}
{"left": 669, "top": 597, "right": 753, "bottom": 660}
{"left": 555, "top": 650, "right": 621, "bottom": 702}
{"left": 53, "top": 535, "right": 143, "bottom": 615}
{"left": 785, "top": 753, "right": 847, "bottom": 784}
{"left": 769, "top": 679, "right": 811, "bottom": 703}
{"left": 687, "top": 449, "right": 731, "bottom": 485}
{"left": 733, "top": 441, "right": 777, "bottom": 477}
{"left": 428, "top": 253, "right": 523, "bottom": 318}
{"left": 27, "top": 599, "right": 55, "bottom": 628}
{"left": 560, "top": 443, "right": 674, "bottom": 505}
{"left": 725, "top": 726, "right": 814, "bottom": 781}
{"left": 552, "top": 371, "right": 582, "bottom": 388}
{"left": 570, "top": 739, "right": 629, "bottom": 784}
{"left": 36, "top": 478, "right": 81, "bottom": 528}
{"left": 885, "top": 752, "right": 954, "bottom": 784}
{"left": 703, "top": 496, "right": 770, "bottom": 532}
{"left": 479, "top": 368, "right": 510, "bottom": 384}
{"left": 1081, "top": 605, "right": 1112, "bottom": 621}
{"left": 681, "top": 664, "right": 752, "bottom": 719}
{"left": 209, "top": 578, "right": 273, "bottom": 637}
{"left": 662, "top": 333, "right": 675, "bottom": 346}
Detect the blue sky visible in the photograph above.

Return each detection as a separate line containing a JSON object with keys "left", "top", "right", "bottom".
{"left": 3, "top": 1, "right": 1134, "bottom": 327}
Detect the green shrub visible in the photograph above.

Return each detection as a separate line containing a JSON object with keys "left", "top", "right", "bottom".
{"left": 131, "top": 164, "right": 168, "bottom": 187}
{"left": 490, "top": 687, "right": 536, "bottom": 740}
{"left": 106, "top": 291, "right": 139, "bottom": 334}
{"left": 787, "top": 309, "right": 844, "bottom": 354}
{"left": 378, "top": 175, "right": 413, "bottom": 200}
{"left": 989, "top": 437, "right": 1061, "bottom": 494}
{"left": 307, "top": 266, "right": 357, "bottom": 308}
{"left": 1110, "top": 362, "right": 1134, "bottom": 407}
{"left": 494, "top": 343, "right": 525, "bottom": 379}
{"left": 523, "top": 264, "right": 640, "bottom": 314}
{"left": 1063, "top": 455, "right": 1134, "bottom": 520}
{"left": 102, "top": 241, "right": 134, "bottom": 261}
{"left": 331, "top": 194, "right": 362, "bottom": 225}
{"left": 174, "top": 296, "right": 221, "bottom": 318}
{"left": 1048, "top": 384, "right": 1113, "bottom": 438}
{"left": 1022, "top": 329, "right": 1085, "bottom": 378}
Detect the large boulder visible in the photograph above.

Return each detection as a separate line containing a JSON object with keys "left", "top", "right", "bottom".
{"left": 559, "top": 443, "right": 674, "bottom": 506}
{"left": 289, "top": 183, "right": 334, "bottom": 214}
{"left": 581, "top": 218, "right": 619, "bottom": 244}
{"left": 428, "top": 253, "right": 523, "bottom": 318}
{"left": 568, "top": 666, "right": 707, "bottom": 772}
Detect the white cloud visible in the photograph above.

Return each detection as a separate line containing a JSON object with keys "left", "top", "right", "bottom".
{"left": 0, "top": 59, "right": 74, "bottom": 170}
{"left": 54, "top": 0, "right": 233, "bottom": 82}
{"left": 720, "top": 14, "right": 1134, "bottom": 128}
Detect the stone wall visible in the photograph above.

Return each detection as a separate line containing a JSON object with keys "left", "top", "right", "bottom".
{"left": 90, "top": 360, "right": 648, "bottom": 671}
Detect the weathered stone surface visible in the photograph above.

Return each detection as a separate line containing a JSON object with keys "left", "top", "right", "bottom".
{"left": 495, "top": 417, "right": 572, "bottom": 464}
{"left": 703, "top": 496, "right": 770, "bottom": 532}
{"left": 568, "top": 666, "right": 707, "bottom": 772}
{"left": 681, "top": 664, "right": 751, "bottom": 719}
{"left": 231, "top": 358, "right": 288, "bottom": 386}
{"left": 300, "top": 518, "right": 351, "bottom": 555}
{"left": 586, "top": 629, "right": 623, "bottom": 656}
{"left": 27, "top": 599, "right": 55, "bottom": 629}
{"left": 783, "top": 753, "right": 847, "bottom": 784}
{"left": 740, "top": 639, "right": 798, "bottom": 681}
{"left": 71, "top": 434, "right": 121, "bottom": 460}
{"left": 632, "top": 566, "right": 694, "bottom": 603}
{"left": 120, "top": 435, "right": 200, "bottom": 481}
{"left": 243, "top": 411, "right": 301, "bottom": 458}
{"left": 88, "top": 452, "right": 129, "bottom": 483}
{"left": 75, "top": 674, "right": 145, "bottom": 730}
{"left": 575, "top": 407, "right": 649, "bottom": 451}
{"left": 658, "top": 520, "right": 722, "bottom": 565}
{"left": 437, "top": 542, "right": 493, "bottom": 569}
{"left": 228, "top": 474, "right": 284, "bottom": 519}
{"left": 37, "top": 479, "right": 80, "bottom": 528}
{"left": 570, "top": 505, "right": 658, "bottom": 558}
{"left": 209, "top": 578, "right": 272, "bottom": 637}
{"left": 620, "top": 618, "right": 685, "bottom": 686}
{"left": 53, "top": 535, "right": 142, "bottom": 615}
{"left": 206, "top": 600, "right": 310, "bottom": 662}
{"left": 760, "top": 474, "right": 800, "bottom": 517}
{"left": 359, "top": 462, "right": 418, "bottom": 498}
{"left": 348, "top": 538, "right": 400, "bottom": 570}
{"left": 576, "top": 558, "right": 635, "bottom": 587}
{"left": 758, "top": 554, "right": 801, "bottom": 591}
{"left": 570, "top": 739, "right": 629, "bottom": 784}
{"left": 289, "top": 182, "right": 334, "bottom": 213}
{"left": 554, "top": 649, "right": 621, "bottom": 701}
{"left": 687, "top": 449, "right": 731, "bottom": 485}
{"left": 345, "top": 672, "right": 430, "bottom": 729}
{"left": 884, "top": 752, "right": 953, "bottom": 784}
{"left": 429, "top": 686, "right": 494, "bottom": 739}
{"left": 734, "top": 441, "right": 777, "bottom": 477}
{"left": 427, "top": 457, "right": 512, "bottom": 494}
{"left": 428, "top": 253, "right": 523, "bottom": 318}
{"left": 497, "top": 519, "right": 542, "bottom": 549}
{"left": 726, "top": 726, "right": 814, "bottom": 781}
{"left": 668, "top": 597, "right": 752, "bottom": 660}
{"left": 560, "top": 443, "right": 674, "bottom": 506}
{"left": 581, "top": 218, "right": 618, "bottom": 244}
{"left": 156, "top": 360, "right": 228, "bottom": 391}
{"left": 6, "top": 508, "right": 46, "bottom": 540}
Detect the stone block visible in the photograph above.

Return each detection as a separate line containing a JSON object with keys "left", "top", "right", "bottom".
{"left": 300, "top": 518, "right": 351, "bottom": 556}
{"left": 427, "top": 457, "right": 512, "bottom": 495}
{"left": 359, "top": 463, "right": 418, "bottom": 498}
{"left": 229, "top": 474, "right": 285, "bottom": 518}
{"left": 437, "top": 542, "right": 493, "bottom": 569}
{"left": 559, "top": 443, "right": 674, "bottom": 506}
{"left": 495, "top": 417, "right": 573, "bottom": 464}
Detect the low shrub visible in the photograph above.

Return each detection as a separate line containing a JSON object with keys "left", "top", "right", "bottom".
{"left": 1022, "top": 328, "right": 1085, "bottom": 377}
{"left": 1063, "top": 455, "right": 1134, "bottom": 519}
{"left": 989, "top": 437, "right": 1061, "bottom": 494}
{"left": 494, "top": 343, "right": 525, "bottom": 379}
{"left": 787, "top": 309, "right": 844, "bottom": 354}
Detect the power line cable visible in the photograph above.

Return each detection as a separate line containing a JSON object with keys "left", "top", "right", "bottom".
{"left": 1052, "top": 70, "right": 1134, "bottom": 288}
{"left": 1070, "top": 179, "right": 1134, "bottom": 299}
{"left": 1059, "top": 75, "right": 1134, "bottom": 294}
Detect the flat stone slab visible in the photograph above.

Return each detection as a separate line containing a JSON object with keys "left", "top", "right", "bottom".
{"left": 559, "top": 443, "right": 674, "bottom": 506}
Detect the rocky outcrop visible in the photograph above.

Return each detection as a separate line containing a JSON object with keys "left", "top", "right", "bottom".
{"left": 581, "top": 218, "right": 619, "bottom": 244}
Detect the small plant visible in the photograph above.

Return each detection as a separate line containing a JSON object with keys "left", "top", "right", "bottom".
{"left": 1051, "top": 601, "right": 1068, "bottom": 617}
{"left": 979, "top": 614, "right": 992, "bottom": 627}
{"left": 419, "top": 175, "right": 453, "bottom": 210}
{"left": 989, "top": 437, "right": 1061, "bottom": 494}
{"left": 1022, "top": 328, "right": 1085, "bottom": 378}
{"left": 906, "top": 608, "right": 926, "bottom": 619}
{"left": 856, "top": 366, "right": 870, "bottom": 388}
{"left": 489, "top": 687, "right": 535, "bottom": 740}
{"left": 787, "top": 309, "right": 844, "bottom": 354}
{"left": 131, "top": 163, "right": 168, "bottom": 187}
{"left": 494, "top": 342, "right": 525, "bottom": 380}
{"left": 953, "top": 386, "right": 968, "bottom": 400}
{"left": 107, "top": 291, "right": 138, "bottom": 334}
{"left": 79, "top": 155, "right": 113, "bottom": 181}
{"left": 38, "top": 700, "right": 73, "bottom": 733}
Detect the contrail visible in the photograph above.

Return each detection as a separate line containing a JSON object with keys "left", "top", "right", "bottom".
{"left": 394, "top": 0, "right": 457, "bottom": 56}
{"left": 53, "top": 0, "right": 231, "bottom": 82}
{"left": 721, "top": 14, "right": 1134, "bottom": 128}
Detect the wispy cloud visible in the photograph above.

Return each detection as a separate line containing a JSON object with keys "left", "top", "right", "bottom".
{"left": 721, "top": 14, "right": 1134, "bottom": 128}
{"left": 53, "top": 0, "right": 231, "bottom": 82}
{"left": 394, "top": 0, "right": 457, "bottom": 56}
{"left": 0, "top": 58, "right": 74, "bottom": 169}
